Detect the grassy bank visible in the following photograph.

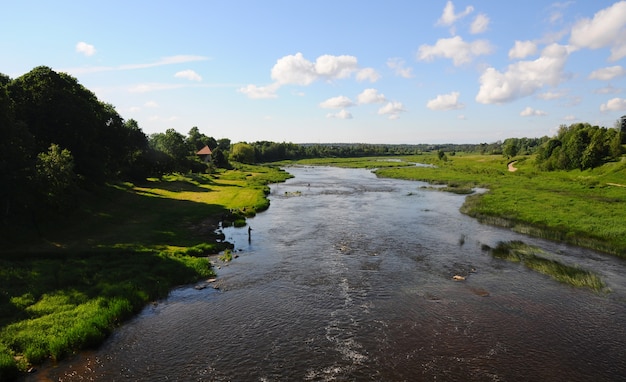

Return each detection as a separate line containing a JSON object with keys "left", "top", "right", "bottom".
{"left": 0, "top": 165, "right": 291, "bottom": 379}
{"left": 292, "top": 154, "right": 626, "bottom": 257}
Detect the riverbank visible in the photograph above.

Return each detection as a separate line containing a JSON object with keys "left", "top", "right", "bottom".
{"left": 289, "top": 155, "right": 626, "bottom": 258}
{"left": 0, "top": 165, "right": 292, "bottom": 380}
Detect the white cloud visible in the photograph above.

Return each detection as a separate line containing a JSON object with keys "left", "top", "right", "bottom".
{"left": 128, "top": 83, "right": 187, "bottom": 93}
{"left": 520, "top": 107, "right": 547, "bottom": 116}
{"left": 470, "top": 13, "right": 490, "bottom": 34}
{"left": 508, "top": 40, "right": 538, "bottom": 59}
{"left": 315, "top": 54, "right": 359, "bottom": 79}
{"left": 476, "top": 43, "right": 569, "bottom": 104}
{"left": 270, "top": 53, "right": 359, "bottom": 86}
{"left": 326, "top": 109, "right": 353, "bottom": 119}
{"left": 378, "top": 101, "right": 406, "bottom": 119}
{"left": 238, "top": 83, "right": 279, "bottom": 99}
{"left": 356, "top": 67, "right": 381, "bottom": 82}
{"left": 536, "top": 90, "right": 568, "bottom": 100}
{"left": 65, "top": 55, "right": 210, "bottom": 75}
{"left": 357, "top": 88, "right": 387, "bottom": 104}
{"left": 426, "top": 91, "right": 464, "bottom": 111}
{"left": 457, "top": 114, "right": 467, "bottom": 120}
{"left": 144, "top": 101, "right": 159, "bottom": 108}
{"left": 437, "top": 1, "right": 474, "bottom": 26}
{"left": 593, "top": 85, "right": 622, "bottom": 94}
{"left": 417, "top": 36, "right": 493, "bottom": 66}
{"left": 174, "top": 69, "right": 202, "bottom": 81}
{"left": 548, "top": 2, "right": 573, "bottom": 24}
{"left": 320, "top": 95, "right": 354, "bottom": 109}
{"left": 569, "top": 1, "right": 626, "bottom": 61}
{"left": 588, "top": 65, "right": 626, "bottom": 80}
{"left": 386, "top": 58, "right": 413, "bottom": 78}
{"left": 76, "top": 41, "right": 96, "bottom": 56}
{"left": 600, "top": 97, "right": 626, "bottom": 112}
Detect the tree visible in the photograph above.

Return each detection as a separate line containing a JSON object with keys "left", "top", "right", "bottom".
{"left": 230, "top": 142, "right": 255, "bottom": 164}
{"left": 35, "top": 143, "right": 77, "bottom": 210}
{"left": 502, "top": 138, "right": 519, "bottom": 158}
{"left": 187, "top": 126, "right": 217, "bottom": 152}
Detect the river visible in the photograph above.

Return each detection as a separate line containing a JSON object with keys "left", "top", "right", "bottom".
{"left": 31, "top": 166, "right": 626, "bottom": 381}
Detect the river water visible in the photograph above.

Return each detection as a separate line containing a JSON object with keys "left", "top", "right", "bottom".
{"left": 31, "top": 166, "right": 626, "bottom": 381}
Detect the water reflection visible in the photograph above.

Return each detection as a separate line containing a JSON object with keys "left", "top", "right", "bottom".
{"left": 32, "top": 166, "right": 626, "bottom": 381}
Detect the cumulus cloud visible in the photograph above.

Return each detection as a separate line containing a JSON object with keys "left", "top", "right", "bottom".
{"left": 437, "top": 1, "right": 474, "bottom": 26}
{"left": 238, "top": 83, "right": 279, "bottom": 99}
{"left": 357, "top": 88, "right": 387, "bottom": 104}
{"left": 476, "top": 43, "right": 569, "bottom": 104}
{"left": 470, "top": 13, "right": 490, "bottom": 34}
{"left": 569, "top": 1, "right": 626, "bottom": 61}
{"left": 270, "top": 53, "right": 359, "bottom": 85}
{"left": 417, "top": 36, "right": 493, "bottom": 66}
{"left": 76, "top": 41, "right": 96, "bottom": 56}
{"left": 326, "top": 109, "right": 353, "bottom": 119}
{"left": 320, "top": 95, "right": 354, "bottom": 109}
{"left": 508, "top": 40, "right": 538, "bottom": 59}
{"left": 426, "top": 91, "right": 464, "bottom": 111}
{"left": 520, "top": 107, "right": 547, "bottom": 116}
{"left": 588, "top": 65, "right": 626, "bottom": 80}
{"left": 378, "top": 101, "right": 406, "bottom": 119}
{"left": 386, "top": 58, "right": 413, "bottom": 78}
{"left": 174, "top": 69, "right": 202, "bottom": 81}
{"left": 356, "top": 67, "right": 381, "bottom": 82}
{"left": 600, "top": 97, "right": 626, "bottom": 112}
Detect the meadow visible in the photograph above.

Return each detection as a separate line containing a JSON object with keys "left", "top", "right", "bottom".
{"left": 0, "top": 165, "right": 291, "bottom": 379}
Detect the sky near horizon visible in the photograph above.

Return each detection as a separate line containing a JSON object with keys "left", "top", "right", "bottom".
{"left": 3, "top": 1, "right": 626, "bottom": 144}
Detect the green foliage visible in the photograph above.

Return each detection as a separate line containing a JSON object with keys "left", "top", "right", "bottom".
{"left": 219, "top": 249, "right": 233, "bottom": 262}
{"left": 491, "top": 241, "right": 606, "bottom": 292}
{"left": 535, "top": 123, "right": 621, "bottom": 170}
{"left": 230, "top": 142, "right": 256, "bottom": 164}
{"left": 35, "top": 143, "right": 77, "bottom": 209}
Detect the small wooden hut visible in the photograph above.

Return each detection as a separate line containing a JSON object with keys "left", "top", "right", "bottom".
{"left": 196, "top": 145, "right": 212, "bottom": 163}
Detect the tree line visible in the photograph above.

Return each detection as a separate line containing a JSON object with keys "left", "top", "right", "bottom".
{"left": 2, "top": 66, "right": 624, "bottom": 233}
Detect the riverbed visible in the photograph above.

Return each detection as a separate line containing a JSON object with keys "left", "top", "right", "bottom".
{"left": 31, "top": 166, "right": 626, "bottom": 381}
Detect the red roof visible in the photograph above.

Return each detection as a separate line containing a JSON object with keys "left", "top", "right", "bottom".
{"left": 196, "top": 145, "right": 212, "bottom": 155}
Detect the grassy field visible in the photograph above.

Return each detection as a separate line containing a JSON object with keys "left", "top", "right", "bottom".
{"left": 292, "top": 154, "right": 626, "bottom": 257}
{"left": 0, "top": 164, "right": 291, "bottom": 379}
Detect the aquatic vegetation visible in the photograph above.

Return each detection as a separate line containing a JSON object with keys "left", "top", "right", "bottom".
{"left": 491, "top": 241, "right": 606, "bottom": 292}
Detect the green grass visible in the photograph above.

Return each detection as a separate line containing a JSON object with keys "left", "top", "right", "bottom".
{"left": 371, "top": 154, "right": 626, "bottom": 257}
{"left": 491, "top": 241, "right": 606, "bottom": 292}
{"left": 0, "top": 166, "right": 292, "bottom": 378}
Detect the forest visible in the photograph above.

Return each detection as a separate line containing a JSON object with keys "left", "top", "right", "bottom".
{"left": 1, "top": 66, "right": 624, "bottom": 243}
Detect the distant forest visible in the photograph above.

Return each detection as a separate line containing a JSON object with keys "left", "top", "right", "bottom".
{"left": 1, "top": 66, "right": 624, "bottom": 228}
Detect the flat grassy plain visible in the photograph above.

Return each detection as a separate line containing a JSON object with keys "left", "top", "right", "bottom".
{"left": 292, "top": 154, "right": 626, "bottom": 257}
{"left": 0, "top": 165, "right": 291, "bottom": 379}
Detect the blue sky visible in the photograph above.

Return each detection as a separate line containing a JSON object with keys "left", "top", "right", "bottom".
{"left": 3, "top": 1, "right": 626, "bottom": 143}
